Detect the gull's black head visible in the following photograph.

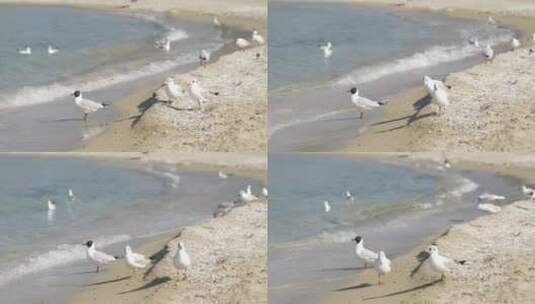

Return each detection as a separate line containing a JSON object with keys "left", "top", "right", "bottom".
{"left": 73, "top": 90, "right": 81, "bottom": 98}
{"left": 354, "top": 236, "right": 362, "bottom": 243}
{"left": 84, "top": 240, "right": 93, "bottom": 247}
{"left": 349, "top": 87, "right": 357, "bottom": 94}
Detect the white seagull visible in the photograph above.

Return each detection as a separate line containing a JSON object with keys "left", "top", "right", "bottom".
{"left": 164, "top": 77, "right": 183, "bottom": 101}
{"left": 125, "top": 245, "right": 150, "bottom": 270}
{"left": 473, "top": 193, "right": 505, "bottom": 214}
{"left": 173, "top": 241, "right": 191, "bottom": 280}
{"left": 47, "top": 199, "right": 56, "bottom": 211}
{"left": 423, "top": 76, "right": 448, "bottom": 95}
{"left": 488, "top": 16, "right": 497, "bottom": 25}
{"left": 469, "top": 37, "right": 480, "bottom": 48}
{"left": 483, "top": 44, "right": 494, "bottom": 62}
{"left": 411, "top": 245, "right": 466, "bottom": 280}
{"left": 323, "top": 200, "right": 331, "bottom": 213}
{"left": 48, "top": 45, "right": 59, "bottom": 55}
{"left": 345, "top": 190, "right": 354, "bottom": 201}
{"left": 354, "top": 236, "right": 378, "bottom": 268}
{"left": 67, "top": 189, "right": 75, "bottom": 201}
{"left": 73, "top": 91, "right": 109, "bottom": 121}
{"left": 347, "top": 87, "right": 385, "bottom": 119}
{"left": 374, "top": 251, "right": 391, "bottom": 285}
{"left": 240, "top": 185, "right": 258, "bottom": 202}
{"left": 218, "top": 171, "right": 229, "bottom": 179}
{"left": 199, "top": 49, "right": 210, "bottom": 67}
{"left": 522, "top": 185, "right": 535, "bottom": 199}
{"left": 84, "top": 240, "right": 117, "bottom": 272}
{"left": 213, "top": 16, "right": 222, "bottom": 27}
{"left": 188, "top": 80, "right": 207, "bottom": 109}
{"left": 430, "top": 83, "right": 449, "bottom": 115}
{"left": 236, "top": 38, "right": 250, "bottom": 50}
{"left": 320, "top": 41, "right": 332, "bottom": 58}
{"left": 252, "top": 30, "right": 264, "bottom": 45}
{"left": 18, "top": 46, "right": 31, "bottom": 55}
{"left": 511, "top": 38, "right": 521, "bottom": 50}
{"left": 262, "top": 187, "right": 268, "bottom": 197}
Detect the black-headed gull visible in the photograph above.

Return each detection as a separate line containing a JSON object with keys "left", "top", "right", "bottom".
{"left": 347, "top": 87, "right": 385, "bottom": 119}
{"left": 240, "top": 185, "right": 258, "bottom": 202}
{"left": 522, "top": 185, "right": 535, "bottom": 199}
{"left": 354, "top": 236, "right": 378, "bottom": 268}
{"left": 84, "top": 240, "right": 117, "bottom": 272}
{"left": 188, "top": 80, "right": 207, "bottom": 109}
{"left": 73, "top": 91, "right": 109, "bottom": 121}
{"left": 411, "top": 245, "right": 466, "bottom": 280}
{"left": 473, "top": 193, "right": 505, "bottom": 213}
{"left": 47, "top": 199, "right": 56, "bottom": 211}
{"left": 431, "top": 83, "right": 449, "bottom": 115}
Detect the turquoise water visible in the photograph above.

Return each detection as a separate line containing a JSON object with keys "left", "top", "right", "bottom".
{"left": 268, "top": 154, "right": 520, "bottom": 304}
{"left": 0, "top": 155, "right": 260, "bottom": 303}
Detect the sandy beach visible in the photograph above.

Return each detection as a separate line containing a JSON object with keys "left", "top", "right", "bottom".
{"left": 69, "top": 201, "right": 267, "bottom": 304}
{"left": 313, "top": 152, "right": 535, "bottom": 304}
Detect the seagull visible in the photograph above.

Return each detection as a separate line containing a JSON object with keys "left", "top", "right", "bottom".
{"left": 67, "top": 189, "right": 75, "bottom": 201}
{"left": 483, "top": 44, "right": 494, "bottom": 62}
{"left": 411, "top": 245, "right": 466, "bottom": 280}
{"left": 84, "top": 240, "right": 117, "bottom": 272}
{"left": 48, "top": 45, "right": 59, "bottom": 55}
{"left": 347, "top": 87, "right": 385, "bottom": 119}
{"left": 511, "top": 38, "right": 521, "bottom": 50}
{"left": 477, "top": 193, "right": 506, "bottom": 201}
{"left": 155, "top": 38, "right": 171, "bottom": 52}
{"left": 173, "top": 241, "right": 191, "bottom": 280}
{"left": 354, "top": 236, "right": 378, "bottom": 268}
{"left": 199, "top": 49, "right": 210, "bottom": 67}
{"left": 469, "top": 37, "right": 480, "bottom": 48}
{"left": 522, "top": 185, "right": 535, "bottom": 198}
{"left": 236, "top": 38, "right": 250, "bottom": 50}
{"left": 218, "top": 171, "right": 229, "bottom": 179}
{"left": 345, "top": 191, "right": 354, "bottom": 201}
{"left": 323, "top": 200, "right": 331, "bottom": 213}
{"left": 252, "top": 30, "right": 264, "bottom": 45}
{"left": 17, "top": 46, "right": 31, "bottom": 55}
{"left": 473, "top": 193, "right": 504, "bottom": 214}
{"left": 164, "top": 77, "right": 183, "bottom": 102}
{"left": 374, "top": 251, "right": 391, "bottom": 285}
{"left": 47, "top": 199, "right": 56, "bottom": 211}
{"left": 188, "top": 80, "right": 207, "bottom": 109}
{"left": 431, "top": 83, "right": 449, "bottom": 115}
{"left": 488, "top": 16, "right": 497, "bottom": 25}
{"left": 320, "top": 41, "right": 332, "bottom": 58}
{"left": 73, "top": 91, "right": 109, "bottom": 121}
{"left": 240, "top": 185, "right": 258, "bottom": 202}
{"left": 213, "top": 16, "right": 222, "bottom": 27}
{"left": 262, "top": 187, "right": 268, "bottom": 197}
{"left": 423, "top": 76, "right": 448, "bottom": 95}
{"left": 125, "top": 245, "right": 150, "bottom": 271}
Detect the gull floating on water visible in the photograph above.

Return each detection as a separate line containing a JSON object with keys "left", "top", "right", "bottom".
{"left": 67, "top": 189, "right": 75, "bottom": 201}
{"left": 411, "top": 245, "right": 466, "bottom": 280}
{"left": 199, "top": 49, "right": 210, "bottom": 67}
{"left": 173, "top": 241, "right": 191, "bottom": 280}
{"left": 320, "top": 41, "right": 332, "bottom": 58}
{"left": 236, "top": 38, "right": 250, "bottom": 50}
{"left": 84, "top": 240, "right": 117, "bottom": 273}
{"left": 347, "top": 87, "right": 385, "bottom": 119}
{"left": 374, "top": 251, "right": 391, "bottom": 285}
{"left": 323, "top": 200, "right": 331, "bottom": 213}
{"left": 164, "top": 77, "right": 183, "bottom": 102}
{"left": 125, "top": 245, "right": 150, "bottom": 270}
{"left": 345, "top": 190, "right": 354, "bottom": 201}
{"left": 73, "top": 91, "right": 109, "bottom": 122}
{"left": 47, "top": 199, "right": 56, "bottom": 211}
{"left": 48, "top": 45, "right": 59, "bottom": 55}
{"left": 511, "top": 38, "right": 521, "bottom": 50}
{"left": 17, "top": 46, "right": 31, "bottom": 55}
{"left": 252, "top": 30, "right": 264, "bottom": 45}
{"left": 354, "top": 236, "right": 378, "bottom": 268}
{"left": 240, "top": 185, "right": 258, "bottom": 202}
{"left": 188, "top": 80, "right": 207, "bottom": 109}
{"left": 218, "top": 171, "right": 229, "bottom": 179}
{"left": 483, "top": 44, "right": 494, "bottom": 62}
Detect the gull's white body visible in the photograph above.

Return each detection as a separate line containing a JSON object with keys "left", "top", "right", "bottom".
{"left": 125, "top": 246, "right": 150, "bottom": 269}
{"left": 522, "top": 185, "right": 535, "bottom": 198}
{"left": 512, "top": 38, "right": 521, "bottom": 49}
{"left": 262, "top": 187, "right": 268, "bottom": 197}
{"left": 18, "top": 47, "right": 31, "bottom": 55}
{"left": 477, "top": 203, "right": 501, "bottom": 213}
{"left": 218, "top": 171, "right": 228, "bottom": 179}
{"left": 484, "top": 44, "right": 494, "bottom": 61}
{"left": 423, "top": 76, "right": 447, "bottom": 94}
{"left": 374, "top": 251, "right": 391, "bottom": 284}
{"left": 173, "top": 242, "right": 191, "bottom": 275}
{"left": 74, "top": 93, "right": 106, "bottom": 114}
{"left": 252, "top": 30, "right": 264, "bottom": 45}
{"left": 240, "top": 185, "right": 258, "bottom": 202}
{"left": 213, "top": 16, "right": 222, "bottom": 27}
{"left": 355, "top": 240, "right": 378, "bottom": 265}
{"left": 427, "top": 246, "right": 453, "bottom": 274}
{"left": 236, "top": 38, "right": 250, "bottom": 49}
{"left": 350, "top": 89, "right": 383, "bottom": 113}
{"left": 188, "top": 80, "right": 207, "bottom": 108}
{"left": 48, "top": 45, "right": 59, "bottom": 54}
{"left": 431, "top": 83, "right": 449, "bottom": 114}
{"left": 47, "top": 200, "right": 56, "bottom": 211}
{"left": 320, "top": 42, "right": 332, "bottom": 58}
{"left": 199, "top": 49, "right": 211, "bottom": 65}
{"left": 165, "top": 78, "right": 183, "bottom": 100}
{"left": 323, "top": 201, "right": 331, "bottom": 213}
{"left": 67, "top": 189, "right": 75, "bottom": 201}
{"left": 86, "top": 242, "right": 116, "bottom": 269}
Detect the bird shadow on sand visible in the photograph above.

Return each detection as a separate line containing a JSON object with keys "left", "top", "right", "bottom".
{"left": 362, "top": 279, "right": 442, "bottom": 300}
{"left": 84, "top": 275, "right": 131, "bottom": 287}
{"left": 320, "top": 266, "right": 368, "bottom": 272}
{"left": 117, "top": 276, "right": 172, "bottom": 295}
{"left": 334, "top": 283, "right": 374, "bottom": 292}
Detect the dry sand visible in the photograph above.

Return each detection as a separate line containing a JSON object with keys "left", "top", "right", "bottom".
{"left": 70, "top": 201, "right": 267, "bottom": 304}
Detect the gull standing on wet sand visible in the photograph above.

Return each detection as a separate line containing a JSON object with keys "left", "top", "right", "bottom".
{"left": 84, "top": 240, "right": 117, "bottom": 273}
{"left": 73, "top": 90, "right": 109, "bottom": 122}
{"left": 411, "top": 245, "right": 466, "bottom": 281}
{"left": 173, "top": 241, "right": 191, "bottom": 280}
{"left": 430, "top": 83, "right": 449, "bottom": 115}
{"left": 347, "top": 87, "right": 385, "bottom": 119}
{"left": 125, "top": 245, "right": 150, "bottom": 271}
{"left": 354, "top": 236, "right": 378, "bottom": 268}
{"left": 374, "top": 251, "right": 391, "bottom": 285}
{"left": 165, "top": 77, "right": 183, "bottom": 102}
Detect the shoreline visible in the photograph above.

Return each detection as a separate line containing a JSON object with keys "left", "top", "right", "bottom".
{"left": 317, "top": 152, "right": 535, "bottom": 303}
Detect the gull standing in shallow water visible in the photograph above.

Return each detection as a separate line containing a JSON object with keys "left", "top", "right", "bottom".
{"left": 17, "top": 46, "right": 31, "bottom": 55}
{"left": 411, "top": 245, "right": 466, "bottom": 280}
{"left": 67, "top": 189, "right": 75, "bottom": 201}
{"left": 47, "top": 199, "right": 56, "bottom": 211}
{"left": 125, "top": 245, "right": 150, "bottom": 271}
{"left": 323, "top": 200, "right": 331, "bottom": 213}
{"left": 320, "top": 41, "right": 332, "bottom": 58}
{"left": 173, "top": 241, "right": 191, "bottom": 280}
{"left": 73, "top": 91, "right": 109, "bottom": 122}
{"left": 374, "top": 251, "right": 391, "bottom": 285}
{"left": 84, "top": 240, "right": 117, "bottom": 272}
{"left": 347, "top": 87, "right": 385, "bottom": 119}
{"left": 354, "top": 236, "right": 378, "bottom": 268}
{"left": 48, "top": 45, "right": 59, "bottom": 54}
{"left": 473, "top": 193, "right": 505, "bottom": 213}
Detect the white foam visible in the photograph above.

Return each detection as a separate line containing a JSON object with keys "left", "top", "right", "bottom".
{"left": 449, "top": 177, "right": 479, "bottom": 197}
{"left": 269, "top": 109, "right": 350, "bottom": 136}
{"left": 0, "top": 234, "right": 131, "bottom": 286}
{"left": 336, "top": 34, "right": 514, "bottom": 87}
